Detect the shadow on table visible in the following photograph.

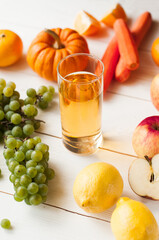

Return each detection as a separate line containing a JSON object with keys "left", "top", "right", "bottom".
{"left": 0, "top": 53, "right": 29, "bottom": 72}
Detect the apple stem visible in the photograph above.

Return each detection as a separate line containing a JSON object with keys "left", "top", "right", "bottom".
{"left": 144, "top": 155, "right": 152, "bottom": 166}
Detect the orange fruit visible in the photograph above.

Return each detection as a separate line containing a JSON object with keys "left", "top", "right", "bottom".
{"left": 101, "top": 3, "right": 127, "bottom": 28}
{"left": 151, "top": 37, "right": 159, "bottom": 66}
{"left": 74, "top": 10, "right": 101, "bottom": 36}
{"left": 0, "top": 30, "right": 23, "bottom": 67}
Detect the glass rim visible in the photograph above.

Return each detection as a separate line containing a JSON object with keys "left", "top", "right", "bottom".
{"left": 57, "top": 53, "right": 104, "bottom": 84}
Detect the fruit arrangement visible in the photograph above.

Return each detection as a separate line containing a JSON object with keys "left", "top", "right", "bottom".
{"left": 1, "top": 2, "right": 159, "bottom": 239}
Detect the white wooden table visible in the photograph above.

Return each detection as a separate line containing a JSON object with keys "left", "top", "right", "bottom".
{"left": 0, "top": 0, "right": 159, "bottom": 239}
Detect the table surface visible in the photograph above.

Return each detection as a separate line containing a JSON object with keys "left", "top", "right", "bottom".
{"left": 0, "top": 0, "right": 159, "bottom": 239}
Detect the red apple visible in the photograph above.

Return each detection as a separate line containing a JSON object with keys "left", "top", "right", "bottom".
{"left": 151, "top": 74, "right": 159, "bottom": 111}
{"left": 132, "top": 116, "right": 159, "bottom": 158}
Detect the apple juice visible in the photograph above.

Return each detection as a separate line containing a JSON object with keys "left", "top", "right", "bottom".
{"left": 59, "top": 71, "right": 102, "bottom": 153}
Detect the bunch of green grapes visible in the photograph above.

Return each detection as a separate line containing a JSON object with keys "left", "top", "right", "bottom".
{"left": 0, "top": 78, "right": 55, "bottom": 141}
{"left": 4, "top": 136, "right": 55, "bottom": 205}
{"left": 25, "top": 85, "right": 55, "bottom": 110}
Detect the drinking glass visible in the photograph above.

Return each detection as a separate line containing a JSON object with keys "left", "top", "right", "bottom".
{"left": 57, "top": 53, "right": 104, "bottom": 154}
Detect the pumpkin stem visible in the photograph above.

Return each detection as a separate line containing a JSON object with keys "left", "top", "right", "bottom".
{"left": 44, "top": 29, "right": 65, "bottom": 49}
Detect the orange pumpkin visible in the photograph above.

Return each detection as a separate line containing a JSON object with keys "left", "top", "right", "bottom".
{"left": 27, "top": 28, "right": 89, "bottom": 82}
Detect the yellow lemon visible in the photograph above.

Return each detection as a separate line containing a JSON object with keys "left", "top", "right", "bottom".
{"left": 73, "top": 162, "right": 123, "bottom": 213}
{"left": 111, "top": 197, "right": 159, "bottom": 240}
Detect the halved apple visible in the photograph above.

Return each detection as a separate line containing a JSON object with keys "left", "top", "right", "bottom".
{"left": 128, "top": 155, "right": 159, "bottom": 200}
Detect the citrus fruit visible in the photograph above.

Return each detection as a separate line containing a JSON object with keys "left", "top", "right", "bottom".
{"left": 0, "top": 30, "right": 23, "bottom": 67}
{"left": 111, "top": 197, "right": 159, "bottom": 240}
{"left": 74, "top": 10, "right": 101, "bottom": 36}
{"left": 151, "top": 37, "right": 159, "bottom": 66}
{"left": 101, "top": 3, "right": 127, "bottom": 28}
{"left": 73, "top": 162, "right": 123, "bottom": 213}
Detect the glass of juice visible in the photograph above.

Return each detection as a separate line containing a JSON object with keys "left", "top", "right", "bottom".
{"left": 57, "top": 53, "right": 104, "bottom": 154}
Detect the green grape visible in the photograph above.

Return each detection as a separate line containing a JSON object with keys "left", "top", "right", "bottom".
{"left": 10, "top": 95, "right": 19, "bottom": 101}
{"left": 2, "top": 95, "right": 10, "bottom": 104}
{"left": 14, "top": 165, "right": 26, "bottom": 177}
{"left": 7, "top": 81, "right": 16, "bottom": 90}
{"left": 27, "top": 88, "right": 36, "bottom": 98}
{"left": 25, "top": 139, "right": 35, "bottom": 149}
{"left": 26, "top": 167, "right": 37, "bottom": 178}
{"left": 3, "top": 148, "right": 14, "bottom": 160}
{"left": 7, "top": 157, "right": 15, "bottom": 166}
{"left": 26, "top": 160, "right": 37, "bottom": 168}
{"left": 13, "top": 90, "right": 20, "bottom": 98}
{"left": 19, "top": 145, "right": 28, "bottom": 153}
{"left": 14, "top": 178, "right": 21, "bottom": 188}
{"left": 43, "top": 152, "right": 49, "bottom": 161}
{"left": 37, "top": 86, "right": 48, "bottom": 95}
{"left": 1, "top": 219, "right": 11, "bottom": 229}
{"left": 33, "top": 136, "right": 41, "bottom": 144}
{"left": 9, "top": 174, "right": 16, "bottom": 183}
{"left": 0, "top": 85, "right": 4, "bottom": 94}
{"left": 25, "top": 120, "right": 34, "bottom": 125}
{"left": 33, "top": 107, "right": 38, "bottom": 117}
{"left": 0, "top": 94, "right": 2, "bottom": 101}
{"left": 48, "top": 86, "right": 55, "bottom": 95}
{"left": 24, "top": 97, "right": 35, "bottom": 105}
{"left": 23, "top": 104, "right": 36, "bottom": 117}
{"left": 5, "top": 110, "right": 14, "bottom": 121}
{"left": 14, "top": 150, "right": 25, "bottom": 162}
{"left": 14, "top": 193, "right": 23, "bottom": 202}
{"left": 42, "top": 196, "right": 47, "bottom": 203}
{"left": 45, "top": 168, "right": 55, "bottom": 180}
{"left": 42, "top": 92, "right": 53, "bottom": 102}
{"left": 8, "top": 160, "right": 19, "bottom": 172}
{"left": 4, "top": 104, "right": 10, "bottom": 113}
{"left": 29, "top": 194, "right": 42, "bottom": 205}
{"left": 23, "top": 123, "right": 34, "bottom": 136}
{"left": 6, "top": 138, "right": 17, "bottom": 149}
{"left": 25, "top": 150, "right": 34, "bottom": 160}
{"left": 16, "top": 139, "right": 23, "bottom": 149}
{"left": 9, "top": 100, "right": 20, "bottom": 111}
{"left": 0, "top": 169, "right": 1, "bottom": 176}
{"left": 38, "top": 184, "right": 48, "bottom": 197}
{"left": 19, "top": 99, "right": 24, "bottom": 106}
{"left": 12, "top": 126, "right": 23, "bottom": 137}
{"left": 35, "top": 165, "right": 45, "bottom": 173}
{"left": 16, "top": 186, "right": 28, "bottom": 199}
{"left": 3, "top": 87, "right": 13, "bottom": 97}
{"left": 27, "top": 182, "right": 39, "bottom": 195}
{"left": 34, "top": 121, "right": 40, "bottom": 130}
{"left": 35, "top": 143, "right": 48, "bottom": 154}
{"left": 38, "top": 160, "right": 48, "bottom": 169}
{"left": 0, "top": 78, "right": 6, "bottom": 88}
{"left": 24, "top": 196, "right": 31, "bottom": 205}
{"left": 0, "top": 110, "right": 4, "bottom": 120}
{"left": 31, "top": 150, "right": 43, "bottom": 162}
{"left": 38, "top": 100, "right": 48, "bottom": 109}
{"left": 11, "top": 113, "right": 22, "bottom": 125}
{"left": 20, "top": 174, "right": 32, "bottom": 187}
{"left": 34, "top": 173, "right": 46, "bottom": 184}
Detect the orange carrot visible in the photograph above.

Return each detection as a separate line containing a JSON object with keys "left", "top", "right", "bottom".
{"left": 115, "top": 12, "right": 152, "bottom": 82}
{"left": 114, "top": 19, "right": 139, "bottom": 70}
{"left": 101, "top": 36, "right": 119, "bottom": 93}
